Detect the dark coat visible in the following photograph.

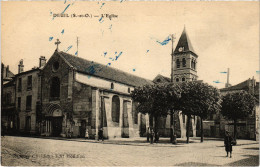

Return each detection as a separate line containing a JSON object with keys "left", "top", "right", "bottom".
{"left": 224, "top": 135, "right": 233, "bottom": 152}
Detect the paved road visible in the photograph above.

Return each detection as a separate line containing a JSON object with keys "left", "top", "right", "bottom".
{"left": 1, "top": 136, "right": 259, "bottom": 166}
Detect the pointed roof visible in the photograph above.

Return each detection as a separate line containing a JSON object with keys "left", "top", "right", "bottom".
{"left": 174, "top": 27, "right": 197, "bottom": 56}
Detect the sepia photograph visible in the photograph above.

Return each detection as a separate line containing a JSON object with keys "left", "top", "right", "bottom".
{"left": 1, "top": 1, "right": 259, "bottom": 166}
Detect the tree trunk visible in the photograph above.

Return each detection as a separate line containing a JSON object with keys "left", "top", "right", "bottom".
{"left": 170, "top": 111, "right": 173, "bottom": 143}
{"left": 234, "top": 119, "right": 237, "bottom": 142}
{"left": 200, "top": 117, "right": 204, "bottom": 142}
{"left": 154, "top": 116, "right": 158, "bottom": 143}
{"left": 186, "top": 115, "right": 191, "bottom": 143}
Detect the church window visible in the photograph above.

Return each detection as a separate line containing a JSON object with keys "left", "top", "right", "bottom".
{"left": 176, "top": 59, "right": 180, "bottom": 68}
{"left": 111, "top": 83, "right": 114, "bottom": 89}
{"left": 132, "top": 102, "right": 138, "bottom": 124}
{"left": 182, "top": 78, "right": 185, "bottom": 82}
{"left": 112, "top": 95, "right": 120, "bottom": 123}
{"left": 50, "top": 77, "right": 60, "bottom": 100}
{"left": 52, "top": 61, "right": 60, "bottom": 72}
{"left": 191, "top": 59, "right": 193, "bottom": 69}
{"left": 176, "top": 78, "right": 179, "bottom": 82}
{"left": 182, "top": 58, "right": 186, "bottom": 67}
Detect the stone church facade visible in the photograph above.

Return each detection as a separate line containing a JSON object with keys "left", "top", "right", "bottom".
{"left": 39, "top": 50, "right": 152, "bottom": 139}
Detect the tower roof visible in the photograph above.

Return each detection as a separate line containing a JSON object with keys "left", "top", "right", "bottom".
{"left": 174, "top": 27, "right": 196, "bottom": 55}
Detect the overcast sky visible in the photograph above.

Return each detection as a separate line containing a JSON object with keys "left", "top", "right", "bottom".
{"left": 2, "top": 1, "right": 259, "bottom": 88}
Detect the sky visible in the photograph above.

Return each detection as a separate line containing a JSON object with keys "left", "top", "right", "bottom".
{"left": 1, "top": 1, "right": 259, "bottom": 89}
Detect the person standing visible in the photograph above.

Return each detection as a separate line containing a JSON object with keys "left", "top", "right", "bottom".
{"left": 147, "top": 127, "right": 150, "bottom": 142}
{"left": 224, "top": 131, "right": 233, "bottom": 158}
{"left": 150, "top": 128, "right": 154, "bottom": 144}
{"left": 85, "top": 129, "right": 89, "bottom": 139}
{"left": 98, "top": 128, "right": 104, "bottom": 141}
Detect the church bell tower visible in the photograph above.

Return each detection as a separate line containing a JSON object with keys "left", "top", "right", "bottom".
{"left": 172, "top": 27, "right": 198, "bottom": 83}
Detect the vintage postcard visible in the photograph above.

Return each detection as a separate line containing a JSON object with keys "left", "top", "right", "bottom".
{"left": 1, "top": 1, "right": 259, "bottom": 166}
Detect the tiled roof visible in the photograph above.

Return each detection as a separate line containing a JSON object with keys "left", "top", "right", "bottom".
{"left": 220, "top": 80, "right": 249, "bottom": 92}
{"left": 174, "top": 27, "right": 197, "bottom": 56}
{"left": 58, "top": 51, "right": 153, "bottom": 87}
{"left": 153, "top": 74, "right": 171, "bottom": 83}
{"left": 220, "top": 79, "right": 259, "bottom": 96}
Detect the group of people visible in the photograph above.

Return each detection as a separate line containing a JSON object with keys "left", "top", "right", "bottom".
{"left": 146, "top": 127, "right": 159, "bottom": 144}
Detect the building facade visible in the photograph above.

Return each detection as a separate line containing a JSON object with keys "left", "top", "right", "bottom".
{"left": 39, "top": 50, "right": 152, "bottom": 139}
{"left": 2, "top": 63, "right": 16, "bottom": 134}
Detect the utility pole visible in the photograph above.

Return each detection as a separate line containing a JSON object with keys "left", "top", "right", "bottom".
{"left": 170, "top": 34, "right": 177, "bottom": 144}
{"left": 76, "top": 37, "right": 79, "bottom": 56}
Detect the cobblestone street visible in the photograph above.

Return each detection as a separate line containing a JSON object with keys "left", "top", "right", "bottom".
{"left": 1, "top": 136, "right": 259, "bottom": 166}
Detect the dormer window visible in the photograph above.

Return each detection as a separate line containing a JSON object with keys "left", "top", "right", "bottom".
{"left": 176, "top": 78, "right": 179, "bottom": 82}
{"left": 182, "top": 78, "right": 185, "bottom": 82}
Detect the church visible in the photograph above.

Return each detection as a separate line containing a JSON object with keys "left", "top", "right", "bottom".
{"left": 3, "top": 27, "right": 200, "bottom": 139}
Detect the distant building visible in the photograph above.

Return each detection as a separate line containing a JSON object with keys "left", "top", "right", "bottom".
{"left": 1, "top": 63, "right": 16, "bottom": 134}
{"left": 203, "top": 78, "right": 259, "bottom": 140}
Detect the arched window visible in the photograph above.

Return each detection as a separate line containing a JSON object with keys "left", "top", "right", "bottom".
{"left": 182, "top": 58, "right": 186, "bottom": 67}
{"left": 191, "top": 59, "right": 194, "bottom": 69}
{"left": 50, "top": 77, "right": 60, "bottom": 100}
{"left": 182, "top": 78, "right": 185, "bottom": 82}
{"left": 112, "top": 95, "right": 120, "bottom": 123}
{"left": 111, "top": 83, "right": 114, "bottom": 89}
{"left": 176, "top": 59, "right": 180, "bottom": 68}
{"left": 176, "top": 78, "right": 179, "bottom": 82}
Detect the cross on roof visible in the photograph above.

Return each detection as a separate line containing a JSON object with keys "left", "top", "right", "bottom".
{"left": 55, "top": 39, "right": 61, "bottom": 50}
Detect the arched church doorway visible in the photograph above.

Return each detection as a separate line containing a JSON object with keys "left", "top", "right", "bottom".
{"left": 51, "top": 109, "right": 63, "bottom": 137}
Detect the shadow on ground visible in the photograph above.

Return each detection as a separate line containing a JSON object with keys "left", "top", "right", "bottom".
{"left": 224, "top": 155, "right": 259, "bottom": 166}
{"left": 174, "top": 162, "right": 219, "bottom": 166}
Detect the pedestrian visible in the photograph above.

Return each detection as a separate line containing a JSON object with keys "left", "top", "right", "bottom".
{"left": 150, "top": 128, "right": 154, "bottom": 144}
{"left": 147, "top": 127, "right": 150, "bottom": 142}
{"left": 85, "top": 129, "right": 89, "bottom": 139}
{"left": 154, "top": 131, "right": 159, "bottom": 143}
{"left": 98, "top": 128, "right": 104, "bottom": 141}
{"left": 224, "top": 131, "right": 233, "bottom": 158}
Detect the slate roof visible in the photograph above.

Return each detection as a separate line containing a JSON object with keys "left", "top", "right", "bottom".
{"left": 58, "top": 51, "right": 153, "bottom": 87}
{"left": 220, "top": 79, "right": 259, "bottom": 96}
{"left": 174, "top": 27, "right": 197, "bottom": 56}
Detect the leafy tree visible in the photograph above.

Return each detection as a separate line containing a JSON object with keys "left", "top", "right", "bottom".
{"left": 221, "top": 91, "right": 256, "bottom": 142}
{"left": 178, "top": 81, "right": 221, "bottom": 143}
{"left": 131, "top": 83, "right": 181, "bottom": 142}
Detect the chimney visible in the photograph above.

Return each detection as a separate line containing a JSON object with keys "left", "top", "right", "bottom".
{"left": 39, "top": 56, "right": 46, "bottom": 68}
{"left": 18, "top": 59, "right": 24, "bottom": 74}
{"left": 6, "top": 65, "right": 9, "bottom": 77}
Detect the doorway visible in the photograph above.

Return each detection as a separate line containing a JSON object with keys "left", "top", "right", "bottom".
{"left": 52, "top": 117, "right": 63, "bottom": 137}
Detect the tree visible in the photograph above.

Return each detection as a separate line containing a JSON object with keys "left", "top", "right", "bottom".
{"left": 178, "top": 81, "right": 221, "bottom": 143}
{"left": 131, "top": 83, "right": 181, "bottom": 142}
{"left": 221, "top": 91, "right": 256, "bottom": 143}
